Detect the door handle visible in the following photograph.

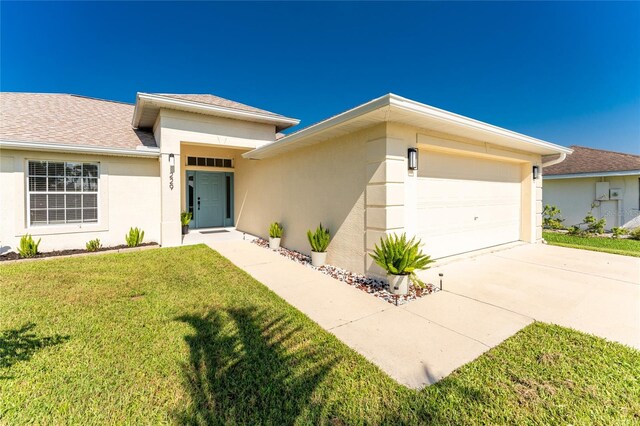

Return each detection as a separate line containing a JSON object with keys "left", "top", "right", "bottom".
{"left": 197, "top": 197, "right": 201, "bottom": 210}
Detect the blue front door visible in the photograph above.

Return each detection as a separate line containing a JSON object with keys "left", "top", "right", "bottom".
{"left": 195, "top": 172, "right": 225, "bottom": 228}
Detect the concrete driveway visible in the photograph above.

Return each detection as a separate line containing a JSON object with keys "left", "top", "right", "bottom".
{"left": 416, "top": 243, "right": 640, "bottom": 350}
{"left": 206, "top": 238, "right": 640, "bottom": 389}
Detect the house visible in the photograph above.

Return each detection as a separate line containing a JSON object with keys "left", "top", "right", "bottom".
{"left": 0, "top": 92, "right": 571, "bottom": 275}
{"left": 543, "top": 146, "right": 640, "bottom": 230}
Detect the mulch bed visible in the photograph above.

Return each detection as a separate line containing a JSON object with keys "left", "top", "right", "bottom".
{"left": 0, "top": 243, "right": 157, "bottom": 262}
{"left": 252, "top": 238, "right": 438, "bottom": 305}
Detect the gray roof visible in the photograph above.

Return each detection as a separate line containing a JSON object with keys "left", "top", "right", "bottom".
{"left": 544, "top": 145, "right": 640, "bottom": 175}
{"left": 0, "top": 92, "right": 156, "bottom": 149}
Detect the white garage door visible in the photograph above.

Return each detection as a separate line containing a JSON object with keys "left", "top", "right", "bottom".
{"left": 416, "top": 150, "right": 522, "bottom": 259}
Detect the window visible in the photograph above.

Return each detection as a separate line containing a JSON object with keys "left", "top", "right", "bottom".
{"left": 27, "top": 160, "right": 99, "bottom": 226}
{"left": 226, "top": 175, "right": 231, "bottom": 219}
{"left": 186, "top": 156, "right": 233, "bottom": 168}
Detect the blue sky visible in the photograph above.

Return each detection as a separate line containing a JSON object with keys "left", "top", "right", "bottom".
{"left": 2, "top": 1, "right": 639, "bottom": 153}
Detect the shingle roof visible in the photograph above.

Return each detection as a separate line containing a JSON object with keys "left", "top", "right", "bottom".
{"left": 155, "top": 93, "right": 289, "bottom": 119}
{"left": 0, "top": 92, "right": 156, "bottom": 149}
{"left": 544, "top": 145, "right": 640, "bottom": 175}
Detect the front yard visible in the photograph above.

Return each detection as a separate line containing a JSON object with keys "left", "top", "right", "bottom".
{"left": 1, "top": 245, "right": 638, "bottom": 424}
{"left": 543, "top": 231, "right": 640, "bottom": 257}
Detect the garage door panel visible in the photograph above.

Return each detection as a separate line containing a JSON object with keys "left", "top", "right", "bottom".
{"left": 419, "top": 153, "right": 522, "bottom": 182}
{"left": 417, "top": 151, "right": 522, "bottom": 259}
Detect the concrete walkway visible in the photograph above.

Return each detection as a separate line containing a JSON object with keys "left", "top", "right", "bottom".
{"left": 204, "top": 238, "right": 640, "bottom": 389}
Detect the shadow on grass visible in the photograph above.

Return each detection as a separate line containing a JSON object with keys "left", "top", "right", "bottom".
{"left": 175, "top": 307, "right": 336, "bottom": 425}
{"left": 0, "top": 323, "right": 69, "bottom": 375}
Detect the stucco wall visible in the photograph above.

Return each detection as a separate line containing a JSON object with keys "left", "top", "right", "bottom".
{"left": 0, "top": 149, "right": 160, "bottom": 254}
{"left": 234, "top": 124, "right": 386, "bottom": 275}
{"left": 543, "top": 175, "right": 640, "bottom": 229}
{"left": 154, "top": 109, "right": 277, "bottom": 247}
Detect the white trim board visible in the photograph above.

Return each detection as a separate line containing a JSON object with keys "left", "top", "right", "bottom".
{"left": 0, "top": 140, "right": 160, "bottom": 158}
{"left": 133, "top": 93, "right": 299, "bottom": 131}
{"left": 244, "top": 93, "right": 572, "bottom": 160}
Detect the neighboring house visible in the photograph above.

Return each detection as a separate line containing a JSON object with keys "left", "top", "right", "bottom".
{"left": 543, "top": 146, "right": 640, "bottom": 230}
{"left": 0, "top": 92, "right": 570, "bottom": 276}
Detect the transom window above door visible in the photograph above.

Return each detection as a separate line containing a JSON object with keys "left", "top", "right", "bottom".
{"left": 186, "top": 156, "right": 233, "bottom": 168}
{"left": 27, "top": 160, "right": 99, "bottom": 226}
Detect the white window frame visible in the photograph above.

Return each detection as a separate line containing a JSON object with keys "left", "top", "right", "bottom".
{"left": 26, "top": 160, "right": 101, "bottom": 228}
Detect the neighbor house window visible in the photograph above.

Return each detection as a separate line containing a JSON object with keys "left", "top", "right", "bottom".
{"left": 27, "top": 160, "right": 99, "bottom": 226}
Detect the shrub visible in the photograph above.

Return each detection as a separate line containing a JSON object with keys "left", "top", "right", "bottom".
{"left": 180, "top": 211, "right": 192, "bottom": 226}
{"left": 542, "top": 204, "right": 565, "bottom": 230}
{"left": 584, "top": 211, "right": 606, "bottom": 235}
{"left": 86, "top": 238, "right": 102, "bottom": 252}
{"left": 269, "top": 222, "right": 284, "bottom": 238}
{"left": 611, "top": 227, "right": 627, "bottom": 239}
{"left": 567, "top": 225, "right": 583, "bottom": 236}
{"left": 307, "top": 224, "right": 330, "bottom": 252}
{"left": 17, "top": 234, "right": 41, "bottom": 258}
{"left": 629, "top": 227, "right": 640, "bottom": 241}
{"left": 125, "top": 227, "right": 145, "bottom": 247}
{"left": 370, "top": 233, "right": 434, "bottom": 276}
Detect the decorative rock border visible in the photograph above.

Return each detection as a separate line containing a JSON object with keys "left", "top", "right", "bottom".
{"left": 252, "top": 238, "right": 438, "bottom": 305}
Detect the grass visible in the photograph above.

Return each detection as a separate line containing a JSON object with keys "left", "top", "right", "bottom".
{"left": 543, "top": 231, "right": 640, "bottom": 257}
{"left": 1, "top": 245, "right": 639, "bottom": 424}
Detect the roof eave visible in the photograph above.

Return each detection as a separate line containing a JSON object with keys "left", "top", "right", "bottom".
{"left": 0, "top": 139, "right": 160, "bottom": 158}
{"left": 243, "top": 94, "right": 392, "bottom": 159}
{"left": 388, "top": 94, "right": 573, "bottom": 156}
{"left": 244, "top": 93, "right": 572, "bottom": 160}
{"left": 133, "top": 92, "right": 299, "bottom": 132}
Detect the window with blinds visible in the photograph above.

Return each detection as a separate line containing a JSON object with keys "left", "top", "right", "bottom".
{"left": 27, "top": 160, "right": 99, "bottom": 226}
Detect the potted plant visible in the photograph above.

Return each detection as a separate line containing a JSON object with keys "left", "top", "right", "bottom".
{"left": 269, "top": 222, "right": 284, "bottom": 249}
{"left": 181, "top": 211, "right": 192, "bottom": 235}
{"left": 370, "top": 233, "right": 434, "bottom": 295}
{"left": 307, "top": 223, "right": 330, "bottom": 267}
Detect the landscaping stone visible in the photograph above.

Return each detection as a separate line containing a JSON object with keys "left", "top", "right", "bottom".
{"left": 252, "top": 238, "right": 438, "bottom": 305}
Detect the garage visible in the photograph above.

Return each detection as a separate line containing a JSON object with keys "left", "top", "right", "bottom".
{"left": 416, "top": 150, "right": 522, "bottom": 259}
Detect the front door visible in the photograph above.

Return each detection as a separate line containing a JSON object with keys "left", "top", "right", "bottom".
{"left": 195, "top": 171, "right": 225, "bottom": 228}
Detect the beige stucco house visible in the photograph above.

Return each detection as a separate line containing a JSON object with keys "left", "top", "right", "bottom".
{"left": 0, "top": 92, "right": 571, "bottom": 275}
{"left": 543, "top": 146, "right": 640, "bottom": 229}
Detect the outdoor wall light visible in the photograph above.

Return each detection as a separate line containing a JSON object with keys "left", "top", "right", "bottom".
{"left": 168, "top": 153, "right": 175, "bottom": 167}
{"left": 408, "top": 148, "right": 418, "bottom": 170}
{"left": 532, "top": 165, "right": 540, "bottom": 180}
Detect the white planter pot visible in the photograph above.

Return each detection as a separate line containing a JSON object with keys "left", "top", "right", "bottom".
{"left": 311, "top": 251, "right": 327, "bottom": 267}
{"left": 388, "top": 274, "right": 410, "bottom": 295}
{"left": 269, "top": 237, "right": 281, "bottom": 250}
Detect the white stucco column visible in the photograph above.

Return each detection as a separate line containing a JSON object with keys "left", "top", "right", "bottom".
{"left": 520, "top": 161, "right": 543, "bottom": 243}
{"left": 364, "top": 134, "right": 408, "bottom": 277}
{"left": 156, "top": 113, "right": 182, "bottom": 248}
{"left": 535, "top": 162, "right": 543, "bottom": 241}
{"left": 159, "top": 151, "right": 182, "bottom": 247}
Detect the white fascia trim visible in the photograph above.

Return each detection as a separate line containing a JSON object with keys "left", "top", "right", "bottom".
{"left": 543, "top": 170, "right": 640, "bottom": 180}
{"left": 0, "top": 140, "right": 161, "bottom": 158}
{"left": 133, "top": 93, "right": 300, "bottom": 129}
{"left": 244, "top": 93, "right": 572, "bottom": 159}
{"left": 243, "top": 94, "right": 391, "bottom": 159}
{"left": 387, "top": 94, "right": 573, "bottom": 155}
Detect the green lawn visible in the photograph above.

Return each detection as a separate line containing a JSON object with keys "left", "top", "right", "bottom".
{"left": 1, "top": 245, "right": 639, "bottom": 424}
{"left": 543, "top": 231, "right": 640, "bottom": 257}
